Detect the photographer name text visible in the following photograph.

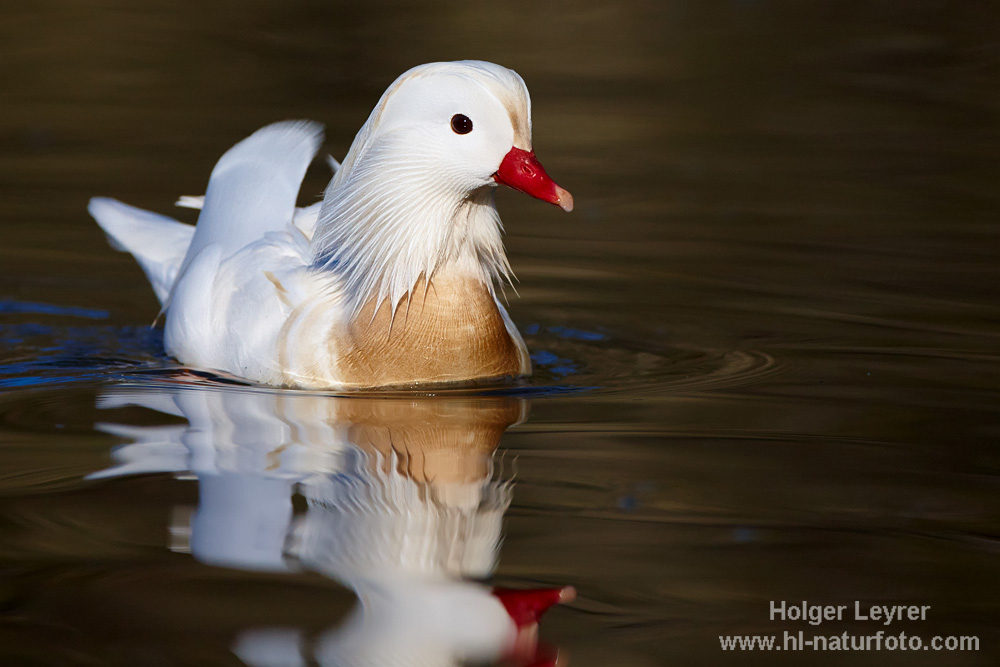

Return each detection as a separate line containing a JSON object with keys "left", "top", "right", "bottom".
{"left": 770, "top": 600, "right": 930, "bottom": 626}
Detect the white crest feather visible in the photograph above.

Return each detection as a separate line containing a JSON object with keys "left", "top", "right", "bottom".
{"left": 312, "top": 141, "right": 512, "bottom": 315}
{"left": 310, "top": 61, "right": 529, "bottom": 315}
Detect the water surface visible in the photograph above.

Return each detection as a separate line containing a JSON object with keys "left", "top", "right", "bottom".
{"left": 2, "top": 1, "right": 999, "bottom": 665}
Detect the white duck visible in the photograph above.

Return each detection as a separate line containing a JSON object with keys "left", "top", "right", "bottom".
{"left": 88, "top": 61, "right": 573, "bottom": 389}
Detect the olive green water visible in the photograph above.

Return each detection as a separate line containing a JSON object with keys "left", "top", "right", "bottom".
{"left": 2, "top": 1, "right": 999, "bottom": 665}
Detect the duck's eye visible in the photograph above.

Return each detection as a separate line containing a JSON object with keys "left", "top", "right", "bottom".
{"left": 451, "top": 114, "right": 473, "bottom": 135}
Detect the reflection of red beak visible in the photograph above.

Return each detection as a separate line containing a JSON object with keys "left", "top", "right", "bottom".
{"left": 494, "top": 147, "right": 574, "bottom": 212}
{"left": 494, "top": 586, "right": 576, "bottom": 666}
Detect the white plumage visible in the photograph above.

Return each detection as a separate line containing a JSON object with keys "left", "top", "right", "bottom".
{"left": 89, "top": 61, "right": 572, "bottom": 389}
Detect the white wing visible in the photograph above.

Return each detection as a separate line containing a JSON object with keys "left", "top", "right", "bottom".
{"left": 173, "top": 146, "right": 339, "bottom": 241}
{"left": 180, "top": 120, "right": 323, "bottom": 266}
{"left": 87, "top": 197, "right": 195, "bottom": 306}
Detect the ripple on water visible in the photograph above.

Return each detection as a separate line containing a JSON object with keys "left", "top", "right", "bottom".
{"left": 0, "top": 306, "right": 786, "bottom": 399}
{"left": 524, "top": 323, "right": 784, "bottom": 396}
{"left": 0, "top": 317, "right": 168, "bottom": 390}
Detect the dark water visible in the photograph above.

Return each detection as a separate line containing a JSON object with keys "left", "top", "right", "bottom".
{"left": 2, "top": 1, "right": 999, "bottom": 665}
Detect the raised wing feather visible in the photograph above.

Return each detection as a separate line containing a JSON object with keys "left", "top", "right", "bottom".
{"left": 183, "top": 120, "right": 324, "bottom": 262}
{"left": 88, "top": 197, "right": 195, "bottom": 306}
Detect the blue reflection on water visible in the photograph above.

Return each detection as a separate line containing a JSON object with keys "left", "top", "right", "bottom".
{"left": 0, "top": 299, "right": 109, "bottom": 320}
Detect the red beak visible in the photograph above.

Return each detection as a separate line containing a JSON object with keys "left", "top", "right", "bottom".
{"left": 494, "top": 147, "right": 574, "bottom": 212}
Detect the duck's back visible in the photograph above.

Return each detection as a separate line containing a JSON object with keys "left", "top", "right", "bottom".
{"left": 164, "top": 226, "right": 323, "bottom": 385}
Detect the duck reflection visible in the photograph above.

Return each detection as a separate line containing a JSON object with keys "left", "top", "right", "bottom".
{"left": 92, "top": 384, "right": 571, "bottom": 666}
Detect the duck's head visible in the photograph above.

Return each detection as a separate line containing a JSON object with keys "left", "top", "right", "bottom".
{"left": 331, "top": 60, "right": 573, "bottom": 213}
{"left": 316, "top": 61, "right": 571, "bottom": 312}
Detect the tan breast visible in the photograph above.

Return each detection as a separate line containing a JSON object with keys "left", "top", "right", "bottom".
{"left": 333, "top": 274, "right": 524, "bottom": 388}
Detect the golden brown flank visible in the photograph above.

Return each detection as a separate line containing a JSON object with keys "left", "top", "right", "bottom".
{"left": 334, "top": 274, "right": 523, "bottom": 388}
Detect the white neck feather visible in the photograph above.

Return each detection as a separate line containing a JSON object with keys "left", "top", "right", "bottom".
{"left": 311, "top": 137, "right": 511, "bottom": 316}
